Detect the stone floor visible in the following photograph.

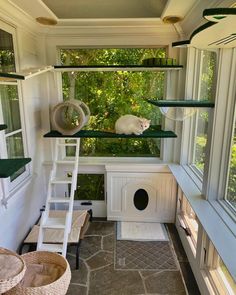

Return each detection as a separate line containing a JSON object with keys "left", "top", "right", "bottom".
{"left": 66, "top": 221, "right": 200, "bottom": 295}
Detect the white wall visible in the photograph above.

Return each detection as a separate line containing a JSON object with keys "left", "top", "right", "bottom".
{"left": 0, "top": 2, "right": 49, "bottom": 250}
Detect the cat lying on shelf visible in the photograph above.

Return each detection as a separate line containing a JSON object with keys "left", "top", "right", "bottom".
{"left": 115, "top": 114, "right": 151, "bottom": 135}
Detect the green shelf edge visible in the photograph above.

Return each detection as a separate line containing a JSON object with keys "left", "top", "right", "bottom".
{"left": 147, "top": 100, "right": 215, "bottom": 108}
{"left": 0, "top": 124, "right": 7, "bottom": 130}
{"left": 0, "top": 72, "right": 25, "bottom": 80}
{"left": 0, "top": 158, "right": 31, "bottom": 178}
{"left": 54, "top": 65, "right": 183, "bottom": 70}
{"left": 44, "top": 129, "right": 177, "bottom": 139}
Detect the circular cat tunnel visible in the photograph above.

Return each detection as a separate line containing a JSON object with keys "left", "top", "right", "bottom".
{"left": 51, "top": 99, "right": 90, "bottom": 135}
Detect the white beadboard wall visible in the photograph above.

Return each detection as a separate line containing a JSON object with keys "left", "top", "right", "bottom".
{"left": 0, "top": 10, "right": 48, "bottom": 250}
{"left": 106, "top": 165, "right": 177, "bottom": 222}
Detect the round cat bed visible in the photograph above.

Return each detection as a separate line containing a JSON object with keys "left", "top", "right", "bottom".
{"left": 5, "top": 251, "right": 71, "bottom": 295}
{"left": 51, "top": 99, "right": 90, "bottom": 135}
{"left": 0, "top": 247, "right": 26, "bottom": 293}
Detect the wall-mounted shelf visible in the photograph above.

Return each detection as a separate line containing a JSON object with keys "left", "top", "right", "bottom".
{"left": 0, "top": 65, "right": 183, "bottom": 81}
{"left": 0, "top": 66, "right": 53, "bottom": 81}
{"left": 172, "top": 8, "right": 236, "bottom": 49}
{"left": 44, "top": 129, "right": 177, "bottom": 139}
{"left": 147, "top": 100, "right": 215, "bottom": 108}
{"left": 0, "top": 158, "right": 31, "bottom": 178}
{"left": 54, "top": 65, "right": 183, "bottom": 72}
{"left": 0, "top": 124, "right": 7, "bottom": 131}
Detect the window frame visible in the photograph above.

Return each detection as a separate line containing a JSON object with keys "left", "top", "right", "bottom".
{"left": 202, "top": 232, "right": 236, "bottom": 295}
{"left": 181, "top": 48, "right": 218, "bottom": 186}
{"left": 0, "top": 20, "right": 30, "bottom": 203}
{"left": 203, "top": 48, "right": 236, "bottom": 221}
{"left": 223, "top": 102, "right": 236, "bottom": 214}
{"left": 56, "top": 46, "right": 173, "bottom": 161}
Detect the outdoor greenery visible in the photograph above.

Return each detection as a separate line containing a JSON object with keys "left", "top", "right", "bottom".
{"left": 227, "top": 127, "right": 236, "bottom": 208}
{"left": 60, "top": 48, "right": 166, "bottom": 157}
{"left": 194, "top": 51, "right": 216, "bottom": 171}
{"left": 74, "top": 174, "right": 104, "bottom": 201}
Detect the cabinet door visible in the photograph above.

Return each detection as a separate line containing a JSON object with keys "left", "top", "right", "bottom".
{"left": 107, "top": 172, "right": 177, "bottom": 222}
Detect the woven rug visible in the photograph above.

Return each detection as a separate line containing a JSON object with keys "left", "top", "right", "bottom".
{"left": 115, "top": 240, "right": 178, "bottom": 271}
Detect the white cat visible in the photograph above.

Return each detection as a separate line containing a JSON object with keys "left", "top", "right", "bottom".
{"left": 115, "top": 114, "right": 151, "bottom": 135}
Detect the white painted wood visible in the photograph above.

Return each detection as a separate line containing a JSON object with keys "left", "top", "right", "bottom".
{"left": 106, "top": 168, "right": 177, "bottom": 222}
{"left": 38, "top": 243, "right": 64, "bottom": 253}
{"left": 170, "top": 164, "right": 236, "bottom": 282}
{"left": 48, "top": 197, "right": 71, "bottom": 203}
{"left": 41, "top": 217, "right": 66, "bottom": 229}
{"left": 50, "top": 177, "right": 73, "bottom": 184}
{"left": 37, "top": 138, "right": 80, "bottom": 257}
{"left": 105, "top": 164, "right": 170, "bottom": 173}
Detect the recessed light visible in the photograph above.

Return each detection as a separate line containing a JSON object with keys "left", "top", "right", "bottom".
{"left": 162, "top": 16, "right": 183, "bottom": 24}
{"left": 36, "top": 17, "right": 57, "bottom": 26}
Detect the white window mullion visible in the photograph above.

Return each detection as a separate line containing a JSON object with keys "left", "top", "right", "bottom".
{"left": 204, "top": 49, "right": 236, "bottom": 201}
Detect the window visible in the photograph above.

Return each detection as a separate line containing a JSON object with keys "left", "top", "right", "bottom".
{"left": 225, "top": 107, "right": 236, "bottom": 211}
{"left": 74, "top": 174, "right": 104, "bottom": 201}
{"left": 203, "top": 235, "right": 236, "bottom": 295}
{"left": 191, "top": 50, "right": 217, "bottom": 174}
{"left": 60, "top": 48, "right": 166, "bottom": 157}
{"left": 0, "top": 24, "right": 28, "bottom": 185}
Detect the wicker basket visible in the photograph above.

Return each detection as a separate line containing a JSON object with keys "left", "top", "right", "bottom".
{"left": 0, "top": 247, "right": 26, "bottom": 294}
{"left": 5, "top": 251, "right": 71, "bottom": 295}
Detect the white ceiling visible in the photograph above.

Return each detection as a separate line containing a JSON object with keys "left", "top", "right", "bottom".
{"left": 8, "top": 0, "right": 198, "bottom": 26}
{"left": 42, "top": 0, "right": 167, "bottom": 19}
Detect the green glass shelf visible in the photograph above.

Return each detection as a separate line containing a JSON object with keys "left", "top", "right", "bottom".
{"left": 44, "top": 129, "right": 177, "bottom": 139}
{"left": 54, "top": 65, "right": 183, "bottom": 72}
{"left": 0, "top": 158, "right": 31, "bottom": 178}
{"left": 0, "top": 124, "right": 7, "bottom": 131}
{"left": 147, "top": 100, "right": 215, "bottom": 108}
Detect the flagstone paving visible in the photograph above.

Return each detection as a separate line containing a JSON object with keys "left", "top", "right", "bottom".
{"left": 66, "top": 221, "right": 200, "bottom": 295}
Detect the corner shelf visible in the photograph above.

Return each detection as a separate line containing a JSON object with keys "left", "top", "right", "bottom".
{"left": 0, "top": 158, "right": 31, "bottom": 178}
{"left": 0, "top": 125, "right": 7, "bottom": 131}
{"left": 147, "top": 100, "right": 215, "bottom": 108}
{"left": 53, "top": 65, "right": 183, "bottom": 72}
{"left": 44, "top": 129, "right": 177, "bottom": 139}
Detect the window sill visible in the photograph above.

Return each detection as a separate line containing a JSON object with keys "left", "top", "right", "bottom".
{"left": 44, "top": 157, "right": 166, "bottom": 173}
{"left": 182, "top": 164, "right": 203, "bottom": 191}
{"left": 169, "top": 164, "right": 236, "bottom": 282}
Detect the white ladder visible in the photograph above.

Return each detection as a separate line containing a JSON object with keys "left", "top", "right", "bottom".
{"left": 37, "top": 138, "right": 80, "bottom": 257}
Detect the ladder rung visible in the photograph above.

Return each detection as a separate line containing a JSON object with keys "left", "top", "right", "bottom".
{"left": 42, "top": 217, "right": 66, "bottom": 229}
{"left": 56, "top": 160, "right": 75, "bottom": 165}
{"left": 38, "top": 243, "right": 63, "bottom": 253}
{"left": 48, "top": 197, "right": 71, "bottom": 203}
{"left": 58, "top": 143, "right": 77, "bottom": 147}
{"left": 50, "top": 177, "right": 72, "bottom": 184}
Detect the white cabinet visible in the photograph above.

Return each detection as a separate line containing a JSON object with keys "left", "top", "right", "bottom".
{"left": 106, "top": 165, "right": 177, "bottom": 222}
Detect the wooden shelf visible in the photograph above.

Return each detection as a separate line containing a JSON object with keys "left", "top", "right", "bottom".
{"left": 0, "top": 158, "right": 31, "bottom": 178}
{"left": 54, "top": 65, "right": 183, "bottom": 72}
{"left": 44, "top": 129, "right": 177, "bottom": 139}
{"left": 0, "top": 125, "right": 7, "bottom": 131}
{"left": 147, "top": 100, "right": 215, "bottom": 108}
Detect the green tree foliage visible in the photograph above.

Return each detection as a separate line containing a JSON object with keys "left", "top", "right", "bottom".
{"left": 60, "top": 48, "right": 165, "bottom": 157}
{"left": 227, "top": 131, "right": 236, "bottom": 207}
{"left": 194, "top": 51, "right": 216, "bottom": 171}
